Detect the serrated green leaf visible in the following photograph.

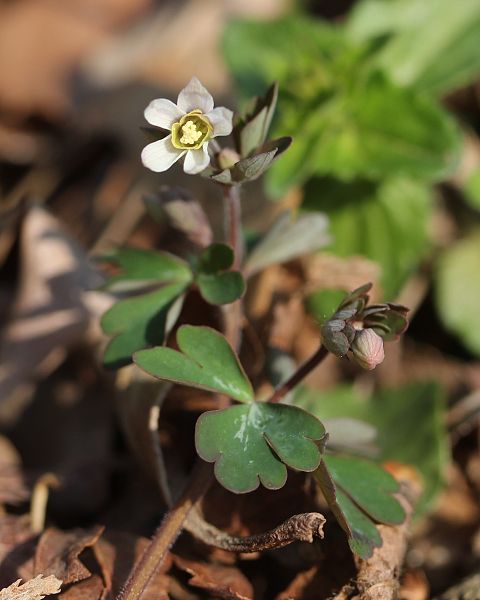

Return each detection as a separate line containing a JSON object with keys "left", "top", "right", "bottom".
{"left": 196, "top": 402, "right": 326, "bottom": 493}
{"left": 435, "top": 229, "right": 480, "bottom": 356}
{"left": 134, "top": 325, "right": 254, "bottom": 403}
{"left": 224, "top": 17, "right": 460, "bottom": 196}
{"left": 347, "top": 0, "right": 480, "bottom": 96}
{"left": 244, "top": 211, "right": 330, "bottom": 277}
{"left": 297, "top": 382, "right": 448, "bottom": 514}
{"left": 303, "top": 177, "right": 432, "bottom": 299}
{"left": 323, "top": 455, "right": 405, "bottom": 525}
{"left": 315, "top": 460, "right": 382, "bottom": 559}
{"left": 101, "top": 247, "right": 192, "bottom": 292}
{"left": 102, "top": 283, "right": 187, "bottom": 369}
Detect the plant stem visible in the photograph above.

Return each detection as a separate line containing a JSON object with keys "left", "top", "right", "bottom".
{"left": 118, "top": 461, "right": 212, "bottom": 600}
{"left": 223, "top": 185, "right": 243, "bottom": 269}
{"left": 119, "top": 183, "right": 246, "bottom": 600}
{"left": 268, "top": 345, "right": 329, "bottom": 404}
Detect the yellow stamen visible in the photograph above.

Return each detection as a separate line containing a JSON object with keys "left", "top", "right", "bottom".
{"left": 180, "top": 120, "right": 203, "bottom": 145}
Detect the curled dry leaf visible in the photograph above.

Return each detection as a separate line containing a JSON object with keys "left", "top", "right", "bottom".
{"left": 173, "top": 555, "right": 253, "bottom": 600}
{"left": 32, "top": 526, "right": 104, "bottom": 585}
{"left": 0, "top": 575, "right": 61, "bottom": 600}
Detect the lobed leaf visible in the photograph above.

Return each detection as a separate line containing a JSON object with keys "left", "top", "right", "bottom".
{"left": 134, "top": 325, "right": 254, "bottom": 403}
{"left": 101, "top": 283, "right": 187, "bottom": 369}
{"left": 100, "top": 247, "right": 192, "bottom": 292}
{"left": 196, "top": 402, "right": 326, "bottom": 493}
{"left": 196, "top": 244, "right": 245, "bottom": 305}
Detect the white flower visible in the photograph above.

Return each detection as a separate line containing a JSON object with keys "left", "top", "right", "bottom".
{"left": 141, "top": 77, "right": 233, "bottom": 175}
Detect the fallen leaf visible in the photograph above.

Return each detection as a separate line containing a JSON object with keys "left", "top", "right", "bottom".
{"left": 33, "top": 526, "right": 104, "bottom": 585}
{"left": 59, "top": 575, "right": 104, "bottom": 600}
{"left": 173, "top": 555, "right": 253, "bottom": 600}
{"left": 93, "top": 531, "right": 172, "bottom": 600}
{"left": 0, "top": 575, "right": 61, "bottom": 600}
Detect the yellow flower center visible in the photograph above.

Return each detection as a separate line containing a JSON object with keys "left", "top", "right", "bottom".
{"left": 171, "top": 110, "right": 213, "bottom": 150}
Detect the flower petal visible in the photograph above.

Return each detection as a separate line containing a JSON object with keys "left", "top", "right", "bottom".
{"left": 183, "top": 145, "right": 210, "bottom": 174}
{"left": 177, "top": 77, "right": 214, "bottom": 114}
{"left": 205, "top": 107, "right": 233, "bottom": 137}
{"left": 144, "top": 98, "right": 184, "bottom": 130}
{"left": 141, "top": 135, "right": 185, "bottom": 172}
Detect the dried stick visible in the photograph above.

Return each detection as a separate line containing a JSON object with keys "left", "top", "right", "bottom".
{"left": 185, "top": 507, "right": 325, "bottom": 552}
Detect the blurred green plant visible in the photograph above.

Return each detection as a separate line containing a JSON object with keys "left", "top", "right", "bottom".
{"left": 223, "top": 1, "right": 480, "bottom": 304}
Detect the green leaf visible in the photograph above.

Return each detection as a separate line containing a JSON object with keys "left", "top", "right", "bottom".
{"left": 196, "top": 402, "right": 326, "bottom": 493}
{"left": 224, "top": 17, "right": 460, "bottom": 196}
{"left": 302, "top": 177, "right": 433, "bottom": 299}
{"left": 101, "top": 247, "right": 192, "bottom": 292}
{"left": 197, "top": 272, "right": 245, "bottom": 305}
{"left": 306, "top": 288, "right": 349, "bottom": 324}
{"left": 134, "top": 325, "right": 254, "bottom": 403}
{"left": 323, "top": 455, "right": 405, "bottom": 525}
{"left": 435, "top": 229, "right": 480, "bottom": 356}
{"left": 101, "top": 283, "right": 187, "bottom": 369}
{"left": 297, "top": 382, "right": 448, "bottom": 514}
{"left": 196, "top": 244, "right": 245, "bottom": 305}
{"left": 244, "top": 211, "right": 331, "bottom": 277}
{"left": 316, "top": 460, "right": 382, "bottom": 558}
{"left": 347, "top": 0, "right": 480, "bottom": 96}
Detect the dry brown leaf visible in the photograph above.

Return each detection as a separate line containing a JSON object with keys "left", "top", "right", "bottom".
{"left": 173, "top": 555, "right": 253, "bottom": 600}
{"left": 0, "top": 575, "right": 61, "bottom": 600}
{"left": 93, "top": 531, "right": 172, "bottom": 600}
{"left": 32, "top": 526, "right": 104, "bottom": 585}
{"left": 59, "top": 575, "right": 104, "bottom": 600}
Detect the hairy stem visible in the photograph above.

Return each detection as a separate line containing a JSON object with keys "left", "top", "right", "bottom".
{"left": 118, "top": 461, "right": 212, "bottom": 600}
{"left": 268, "top": 345, "right": 329, "bottom": 404}
{"left": 119, "top": 183, "right": 245, "bottom": 600}
{"left": 223, "top": 185, "right": 243, "bottom": 269}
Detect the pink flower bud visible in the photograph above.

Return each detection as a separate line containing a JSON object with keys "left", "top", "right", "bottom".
{"left": 352, "top": 328, "right": 385, "bottom": 370}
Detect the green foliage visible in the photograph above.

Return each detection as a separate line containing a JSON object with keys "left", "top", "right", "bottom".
{"left": 101, "top": 247, "right": 192, "bottom": 292}
{"left": 134, "top": 325, "right": 254, "bottom": 403}
{"left": 297, "top": 382, "right": 448, "bottom": 514}
{"left": 244, "top": 211, "right": 331, "bottom": 277}
{"left": 316, "top": 460, "right": 382, "bottom": 558}
{"left": 196, "top": 243, "right": 245, "bottom": 305}
{"left": 224, "top": 16, "right": 460, "bottom": 198}
{"left": 323, "top": 455, "right": 405, "bottom": 524}
{"left": 435, "top": 229, "right": 480, "bottom": 356}
{"left": 102, "top": 283, "right": 187, "bottom": 369}
{"left": 316, "top": 455, "right": 404, "bottom": 558}
{"left": 100, "top": 247, "right": 193, "bottom": 368}
{"left": 347, "top": 0, "right": 480, "bottom": 96}
{"left": 196, "top": 402, "right": 326, "bottom": 493}
{"left": 303, "top": 177, "right": 432, "bottom": 299}
{"left": 306, "top": 288, "right": 346, "bottom": 324}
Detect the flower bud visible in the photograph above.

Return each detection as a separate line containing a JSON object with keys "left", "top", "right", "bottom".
{"left": 351, "top": 328, "right": 385, "bottom": 370}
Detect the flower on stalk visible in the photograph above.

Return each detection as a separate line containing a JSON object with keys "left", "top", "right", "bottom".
{"left": 320, "top": 283, "right": 409, "bottom": 370}
{"left": 142, "top": 77, "right": 233, "bottom": 175}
